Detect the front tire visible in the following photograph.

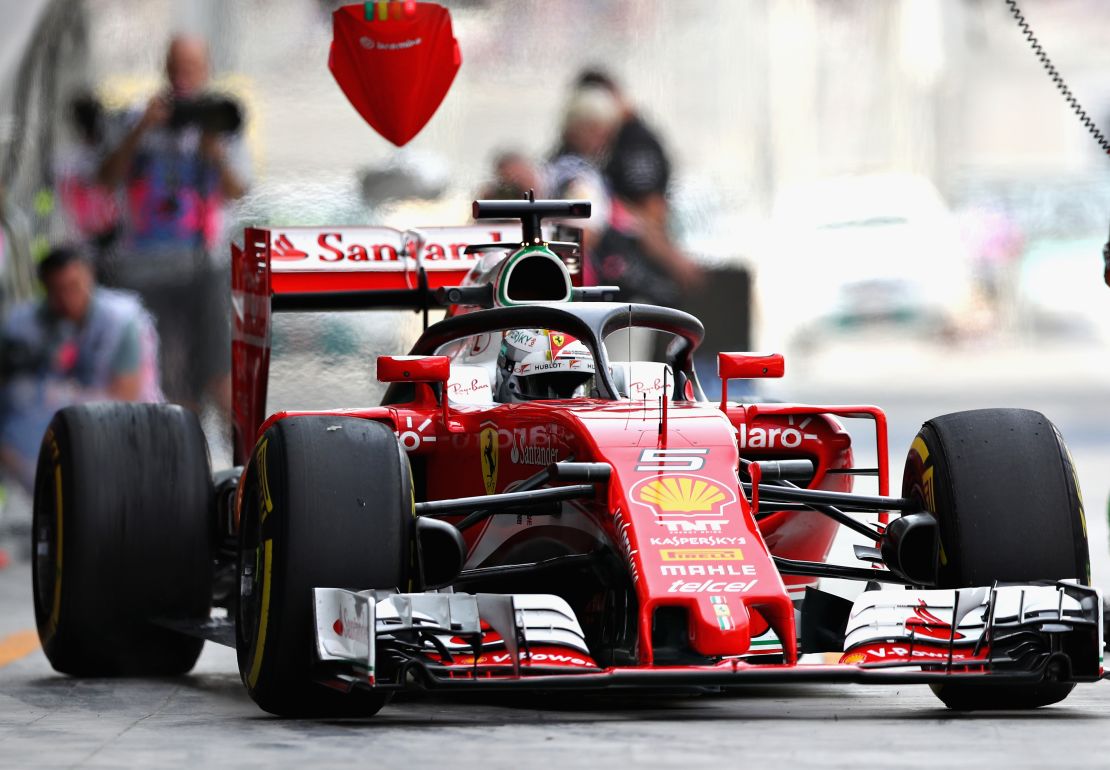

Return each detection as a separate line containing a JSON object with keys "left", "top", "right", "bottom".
{"left": 902, "top": 408, "right": 1088, "bottom": 710}
{"left": 236, "top": 416, "right": 412, "bottom": 717}
{"left": 32, "top": 403, "right": 213, "bottom": 676}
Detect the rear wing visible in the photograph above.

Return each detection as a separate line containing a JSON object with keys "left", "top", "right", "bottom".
{"left": 230, "top": 223, "right": 521, "bottom": 463}
{"left": 247, "top": 223, "right": 523, "bottom": 294}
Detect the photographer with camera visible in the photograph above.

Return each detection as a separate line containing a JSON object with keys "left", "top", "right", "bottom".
{"left": 97, "top": 35, "right": 249, "bottom": 415}
{"left": 0, "top": 246, "right": 161, "bottom": 492}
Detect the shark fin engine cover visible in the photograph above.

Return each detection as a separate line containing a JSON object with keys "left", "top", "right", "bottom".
{"left": 328, "top": 2, "right": 461, "bottom": 146}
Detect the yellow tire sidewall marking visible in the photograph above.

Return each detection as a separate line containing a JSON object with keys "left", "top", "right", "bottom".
{"left": 1061, "top": 441, "right": 1091, "bottom": 583}
{"left": 1063, "top": 443, "right": 1087, "bottom": 538}
{"left": 909, "top": 435, "right": 943, "bottom": 566}
{"left": 246, "top": 538, "right": 273, "bottom": 689}
{"left": 910, "top": 435, "right": 929, "bottom": 464}
{"left": 256, "top": 438, "right": 273, "bottom": 522}
{"left": 45, "top": 464, "right": 64, "bottom": 643}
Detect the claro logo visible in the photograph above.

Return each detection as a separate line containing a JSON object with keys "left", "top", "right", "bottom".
{"left": 736, "top": 423, "right": 817, "bottom": 449}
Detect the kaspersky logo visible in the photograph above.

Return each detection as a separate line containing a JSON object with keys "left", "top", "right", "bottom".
{"left": 630, "top": 474, "right": 737, "bottom": 519}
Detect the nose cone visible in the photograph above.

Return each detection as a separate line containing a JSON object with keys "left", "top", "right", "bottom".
{"left": 689, "top": 593, "right": 752, "bottom": 657}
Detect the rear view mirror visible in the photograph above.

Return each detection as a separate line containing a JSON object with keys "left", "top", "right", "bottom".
{"left": 377, "top": 355, "right": 450, "bottom": 384}
{"left": 378, "top": 355, "right": 460, "bottom": 432}
{"left": 718, "top": 352, "right": 785, "bottom": 380}
{"left": 719, "top": 352, "right": 784, "bottom": 408}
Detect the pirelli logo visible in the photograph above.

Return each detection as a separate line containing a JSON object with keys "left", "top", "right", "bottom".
{"left": 659, "top": 548, "right": 744, "bottom": 562}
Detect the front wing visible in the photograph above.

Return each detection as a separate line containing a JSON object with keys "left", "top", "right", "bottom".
{"left": 311, "top": 582, "right": 1103, "bottom": 693}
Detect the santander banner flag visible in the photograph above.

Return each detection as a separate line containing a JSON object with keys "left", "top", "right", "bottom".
{"left": 328, "top": 2, "right": 461, "bottom": 147}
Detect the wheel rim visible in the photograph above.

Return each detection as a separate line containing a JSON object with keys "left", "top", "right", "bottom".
{"left": 237, "top": 480, "right": 263, "bottom": 663}
{"left": 32, "top": 461, "right": 60, "bottom": 631}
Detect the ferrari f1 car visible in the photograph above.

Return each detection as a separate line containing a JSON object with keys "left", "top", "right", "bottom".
{"left": 31, "top": 199, "right": 1102, "bottom": 715}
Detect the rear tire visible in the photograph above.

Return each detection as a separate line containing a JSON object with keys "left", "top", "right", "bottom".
{"left": 901, "top": 408, "right": 1088, "bottom": 710}
{"left": 32, "top": 403, "right": 213, "bottom": 675}
{"left": 235, "top": 416, "right": 412, "bottom": 717}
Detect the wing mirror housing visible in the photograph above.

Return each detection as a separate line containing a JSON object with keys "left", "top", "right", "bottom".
{"left": 377, "top": 355, "right": 451, "bottom": 384}
{"left": 718, "top": 352, "right": 784, "bottom": 409}
{"left": 377, "top": 355, "right": 459, "bottom": 431}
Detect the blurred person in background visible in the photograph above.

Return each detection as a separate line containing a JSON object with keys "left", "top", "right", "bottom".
{"left": 0, "top": 181, "right": 35, "bottom": 318}
{"left": 0, "top": 246, "right": 161, "bottom": 492}
{"left": 55, "top": 92, "right": 122, "bottom": 283}
{"left": 478, "top": 150, "right": 545, "bottom": 201}
{"left": 97, "top": 34, "right": 249, "bottom": 415}
{"left": 575, "top": 69, "right": 702, "bottom": 307}
{"left": 546, "top": 85, "right": 622, "bottom": 255}
{"left": 960, "top": 206, "right": 1023, "bottom": 330}
{"left": 1103, "top": 232, "right": 1110, "bottom": 287}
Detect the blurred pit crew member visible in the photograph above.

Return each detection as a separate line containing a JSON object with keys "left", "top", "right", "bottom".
{"left": 494, "top": 329, "right": 596, "bottom": 403}
{"left": 479, "top": 150, "right": 546, "bottom": 201}
{"left": 97, "top": 34, "right": 249, "bottom": 415}
{"left": 55, "top": 92, "right": 121, "bottom": 283}
{"left": 546, "top": 86, "right": 622, "bottom": 257}
{"left": 0, "top": 246, "right": 161, "bottom": 491}
{"left": 575, "top": 69, "right": 702, "bottom": 305}
{"left": 1103, "top": 228, "right": 1110, "bottom": 287}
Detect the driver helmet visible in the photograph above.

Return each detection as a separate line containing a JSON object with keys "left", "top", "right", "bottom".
{"left": 496, "top": 329, "right": 596, "bottom": 402}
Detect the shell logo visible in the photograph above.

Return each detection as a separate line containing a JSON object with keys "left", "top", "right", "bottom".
{"left": 630, "top": 473, "right": 737, "bottom": 518}
{"left": 637, "top": 476, "right": 724, "bottom": 512}
{"left": 840, "top": 651, "right": 868, "bottom": 665}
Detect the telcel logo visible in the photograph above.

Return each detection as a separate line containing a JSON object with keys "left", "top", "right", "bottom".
{"left": 667, "top": 579, "right": 759, "bottom": 594}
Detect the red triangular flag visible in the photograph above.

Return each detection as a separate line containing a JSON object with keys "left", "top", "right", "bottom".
{"left": 329, "top": 3, "right": 461, "bottom": 146}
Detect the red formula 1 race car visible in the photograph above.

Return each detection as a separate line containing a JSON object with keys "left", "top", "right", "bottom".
{"left": 31, "top": 199, "right": 1101, "bottom": 716}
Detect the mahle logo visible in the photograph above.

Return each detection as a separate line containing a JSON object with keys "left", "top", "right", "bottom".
{"left": 630, "top": 474, "right": 736, "bottom": 518}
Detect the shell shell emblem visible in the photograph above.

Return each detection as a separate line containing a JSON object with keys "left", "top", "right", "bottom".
{"left": 630, "top": 473, "right": 737, "bottom": 518}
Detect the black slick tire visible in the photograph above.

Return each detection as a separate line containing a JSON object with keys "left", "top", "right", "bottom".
{"left": 235, "top": 416, "right": 412, "bottom": 717}
{"left": 32, "top": 403, "right": 214, "bottom": 676}
{"left": 901, "top": 408, "right": 1089, "bottom": 710}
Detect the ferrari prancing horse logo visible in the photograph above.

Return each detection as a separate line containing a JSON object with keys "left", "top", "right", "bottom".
{"left": 480, "top": 425, "right": 498, "bottom": 494}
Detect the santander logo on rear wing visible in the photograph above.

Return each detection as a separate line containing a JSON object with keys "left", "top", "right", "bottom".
{"left": 266, "top": 223, "right": 521, "bottom": 278}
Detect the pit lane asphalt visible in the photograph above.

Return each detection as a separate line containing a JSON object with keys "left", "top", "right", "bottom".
{"left": 2, "top": 344, "right": 1110, "bottom": 769}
